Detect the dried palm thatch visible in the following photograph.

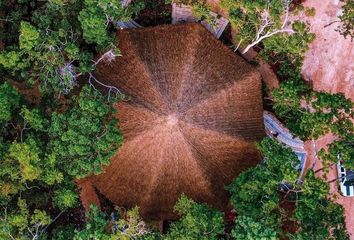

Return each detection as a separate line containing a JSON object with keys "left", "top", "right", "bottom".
{"left": 84, "top": 23, "right": 265, "bottom": 220}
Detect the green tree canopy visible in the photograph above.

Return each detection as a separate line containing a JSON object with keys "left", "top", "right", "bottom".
{"left": 163, "top": 194, "right": 225, "bottom": 240}
{"left": 228, "top": 138, "right": 349, "bottom": 239}
{"left": 48, "top": 86, "right": 123, "bottom": 178}
{"left": 0, "top": 0, "right": 143, "bottom": 94}
{"left": 0, "top": 81, "right": 123, "bottom": 239}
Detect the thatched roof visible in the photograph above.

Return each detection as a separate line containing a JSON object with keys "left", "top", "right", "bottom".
{"left": 85, "top": 23, "right": 265, "bottom": 220}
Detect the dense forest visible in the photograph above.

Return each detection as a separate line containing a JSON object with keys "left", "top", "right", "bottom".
{"left": 0, "top": 0, "right": 353, "bottom": 239}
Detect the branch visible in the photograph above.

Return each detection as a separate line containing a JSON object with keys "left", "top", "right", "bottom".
{"left": 281, "top": 0, "right": 291, "bottom": 29}
{"left": 242, "top": 28, "right": 295, "bottom": 53}
{"left": 88, "top": 73, "right": 122, "bottom": 101}
{"left": 234, "top": 39, "right": 244, "bottom": 52}
{"left": 324, "top": 20, "right": 340, "bottom": 28}
{"left": 1, "top": 208, "right": 16, "bottom": 240}
{"left": 93, "top": 49, "right": 121, "bottom": 66}
{"left": 20, "top": 122, "right": 31, "bottom": 143}
{"left": 328, "top": 173, "right": 354, "bottom": 184}
{"left": 40, "top": 210, "right": 64, "bottom": 234}
{"left": 0, "top": 18, "right": 14, "bottom": 23}
{"left": 57, "top": 63, "right": 77, "bottom": 94}
{"left": 242, "top": 0, "right": 294, "bottom": 54}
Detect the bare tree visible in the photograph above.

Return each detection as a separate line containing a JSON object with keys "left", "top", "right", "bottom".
{"left": 242, "top": 0, "right": 295, "bottom": 54}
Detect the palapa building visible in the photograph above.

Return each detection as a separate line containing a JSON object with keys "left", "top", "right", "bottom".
{"left": 79, "top": 23, "right": 265, "bottom": 220}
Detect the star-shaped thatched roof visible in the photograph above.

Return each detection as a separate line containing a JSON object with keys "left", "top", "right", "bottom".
{"left": 85, "top": 23, "right": 265, "bottom": 220}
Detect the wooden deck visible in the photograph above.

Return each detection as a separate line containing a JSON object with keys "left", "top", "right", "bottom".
{"left": 118, "top": 0, "right": 141, "bottom": 29}
{"left": 172, "top": 3, "right": 229, "bottom": 39}
{"left": 116, "top": 20, "right": 142, "bottom": 29}
{"left": 263, "top": 111, "right": 307, "bottom": 171}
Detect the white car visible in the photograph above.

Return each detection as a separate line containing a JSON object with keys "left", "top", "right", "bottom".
{"left": 337, "top": 162, "right": 354, "bottom": 197}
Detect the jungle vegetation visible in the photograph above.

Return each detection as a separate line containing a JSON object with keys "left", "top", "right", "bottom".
{"left": 0, "top": 0, "right": 352, "bottom": 239}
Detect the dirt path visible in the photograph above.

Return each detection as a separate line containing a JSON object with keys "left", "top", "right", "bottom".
{"left": 301, "top": 0, "right": 354, "bottom": 100}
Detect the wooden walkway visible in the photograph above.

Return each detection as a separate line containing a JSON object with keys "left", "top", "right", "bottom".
{"left": 116, "top": 20, "right": 142, "bottom": 29}
{"left": 118, "top": 1, "right": 229, "bottom": 38}
{"left": 172, "top": 3, "right": 229, "bottom": 39}
{"left": 117, "top": 0, "right": 141, "bottom": 29}
{"left": 263, "top": 111, "right": 307, "bottom": 171}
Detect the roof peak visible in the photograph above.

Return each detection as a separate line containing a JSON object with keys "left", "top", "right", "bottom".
{"left": 88, "top": 23, "right": 265, "bottom": 220}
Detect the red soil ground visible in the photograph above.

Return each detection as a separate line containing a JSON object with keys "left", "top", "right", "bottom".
{"left": 301, "top": 0, "right": 354, "bottom": 100}
{"left": 298, "top": 1, "right": 354, "bottom": 237}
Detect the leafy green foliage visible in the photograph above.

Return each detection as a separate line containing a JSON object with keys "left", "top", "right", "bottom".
{"left": 337, "top": 0, "right": 354, "bottom": 40}
{"left": 228, "top": 138, "right": 349, "bottom": 239}
{"left": 1, "top": 18, "right": 91, "bottom": 93}
{"left": 19, "top": 21, "right": 40, "bottom": 51}
{"left": 79, "top": 0, "right": 143, "bottom": 48}
{"left": 221, "top": 0, "right": 283, "bottom": 43}
{"left": 0, "top": 81, "right": 123, "bottom": 239}
{"left": 261, "top": 21, "right": 316, "bottom": 63}
{"left": 112, "top": 207, "right": 152, "bottom": 239}
{"left": 231, "top": 216, "right": 278, "bottom": 240}
{"left": 191, "top": 2, "right": 218, "bottom": 27}
{"left": 292, "top": 171, "right": 348, "bottom": 240}
{"left": 216, "top": 0, "right": 316, "bottom": 69}
{"left": 220, "top": 0, "right": 314, "bottom": 57}
{"left": 164, "top": 194, "right": 224, "bottom": 240}
{"left": 0, "top": 82, "right": 21, "bottom": 123}
{"left": 0, "top": 198, "right": 51, "bottom": 240}
{"left": 52, "top": 224, "right": 77, "bottom": 240}
{"left": 63, "top": 205, "right": 156, "bottom": 239}
{"left": 0, "top": 0, "right": 143, "bottom": 94}
{"left": 53, "top": 188, "right": 79, "bottom": 211}
{"left": 72, "top": 205, "right": 112, "bottom": 240}
{"left": 172, "top": 0, "right": 217, "bottom": 26}
{"left": 228, "top": 138, "right": 299, "bottom": 236}
{"left": 272, "top": 58, "right": 353, "bottom": 171}
{"left": 20, "top": 106, "right": 48, "bottom": 131}
{"left": 319, "top": 138, "right": 354, "bottom": 170}
{"left": 0, "top": 51, "right": 22, "bottom": 70}
{"left": 0, "top": 140, "right": 42, "bottom": 201}
{"left": 49, "top": 86, "right": 123, "bottom": 178}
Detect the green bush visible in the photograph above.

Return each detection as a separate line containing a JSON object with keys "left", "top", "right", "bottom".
{"left": 164, "top": 194, "right": 225, "bottom": 240}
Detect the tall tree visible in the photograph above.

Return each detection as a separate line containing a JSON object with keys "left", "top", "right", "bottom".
{"left": 163, "top": 194, "right": 225, "bottom": 240}
{"left": 220, "top": 0, "right": 315, "bottom": 56}
{"left": 0, "top": 81, "right": 123, "bottom": 239}
{"left": 228, "top": 138, "right": 349, "bottom": 239}
{"left": 0, "top": 0, "right": 143, "bottom": 94}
